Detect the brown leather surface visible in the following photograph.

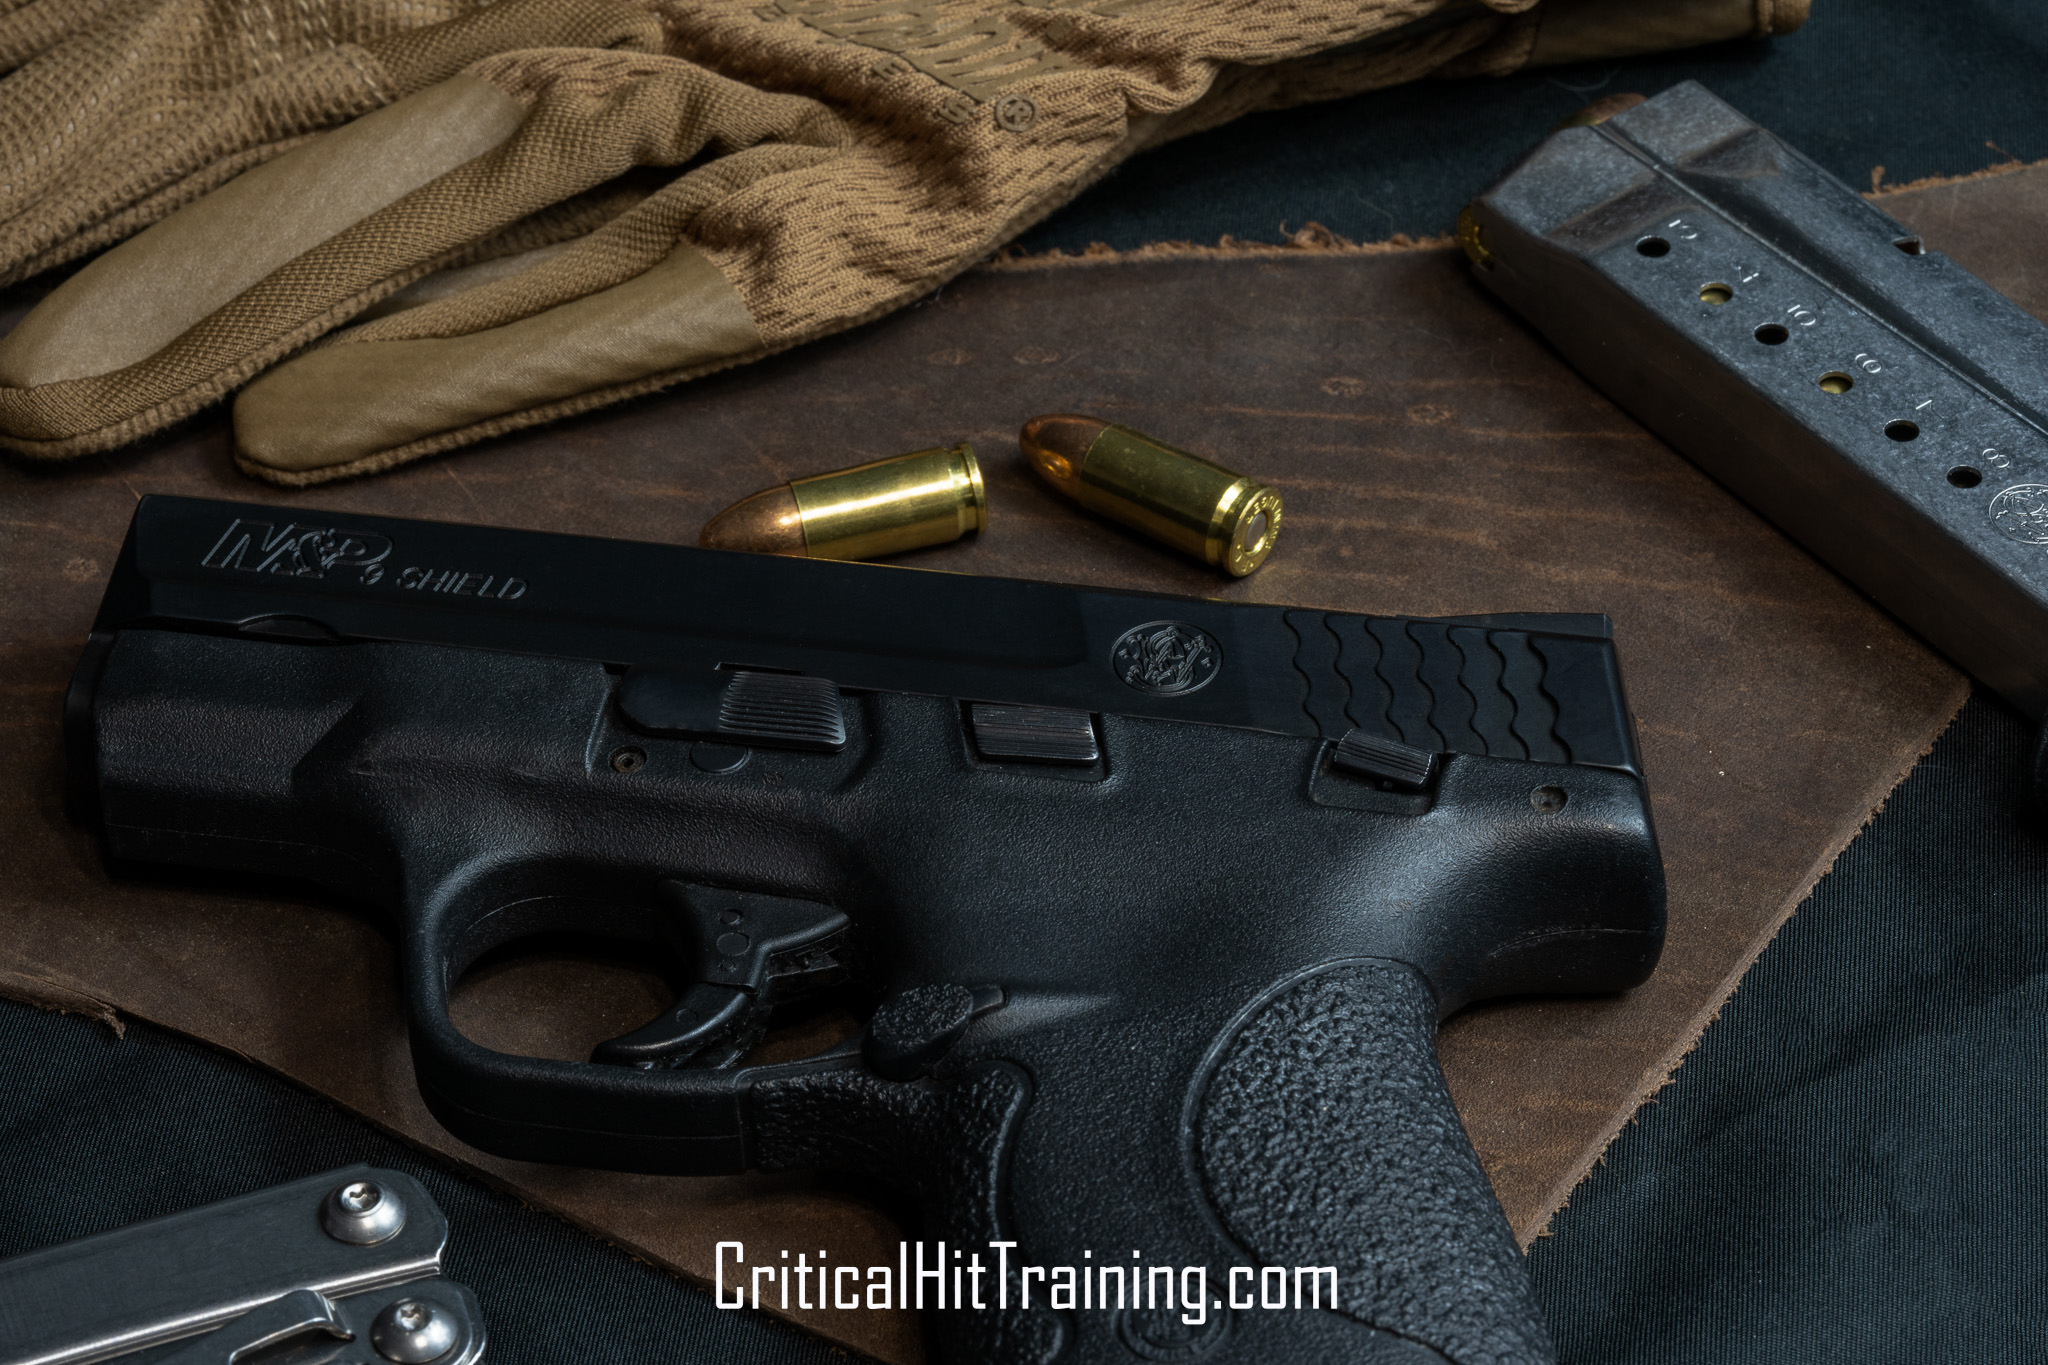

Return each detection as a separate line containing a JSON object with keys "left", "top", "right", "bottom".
{"left": 6, "top": 161, "right": 2039, "bottom": 1363}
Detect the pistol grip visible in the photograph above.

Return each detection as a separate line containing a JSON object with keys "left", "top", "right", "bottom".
{"left": 1193, "top": 960, "right": 1553, "bottom": 1364}
{"left": 749, "top": 960, "right": 1552, "bottom": 1365}
{"left": 749, "top": 1060, "right": 1066, "bottom": 1363}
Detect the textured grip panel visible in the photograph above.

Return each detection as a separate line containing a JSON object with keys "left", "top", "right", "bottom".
{"left": 1194, "top": 962, "right": 1556, "bottom": 1365}
{"left": 749, "top": 1062, "right": 1066, "bottom": 1365}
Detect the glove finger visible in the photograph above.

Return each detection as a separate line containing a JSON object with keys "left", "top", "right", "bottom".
{"left": 233, "top": 237, "right": 760, "bottom": 482}
{"left": 0, "top": 0, "right": 664, "bottom": 287}
{"left": 0, "top": 72, "right": 526, "bottom": 453}
{"left": 0, "top": 50, "right": 843, "bottom": 458}
{"left": 0, "top": 0, "right": 483, "bottom": 285}
{"left": 351, "top": 165, "right": 688, "bottom": 325}
{"left": 232, "top": 131, "right": 850, "bottom": 479}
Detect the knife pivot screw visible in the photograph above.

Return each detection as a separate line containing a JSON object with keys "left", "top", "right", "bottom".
{"left": 321, "top": 1178, "right": 407, "bottom": 1245}
{"left": 610, "top": 746, "right": 647, "bottom": 774}
{"left": 1530, "top": 785, "right": 1568, "bottom": 814}
{"left": 372, "top": 1297, "right": 460, "bottom": 1363}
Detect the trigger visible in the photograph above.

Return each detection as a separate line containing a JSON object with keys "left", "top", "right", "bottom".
{"left": 591, "top": 983, "right": 754, "bottom": 1069}
{"left": 591, "top": 882, "right": 850, "bottom": 1071}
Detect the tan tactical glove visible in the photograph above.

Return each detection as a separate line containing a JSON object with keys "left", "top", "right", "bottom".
{"left": 0, "top": 0, "right": 1807, "bottom": 483}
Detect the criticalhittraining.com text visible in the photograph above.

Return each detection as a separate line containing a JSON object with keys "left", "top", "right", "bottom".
{"left": 715, "top": 1240, "right": 1339, "bottom": 1323}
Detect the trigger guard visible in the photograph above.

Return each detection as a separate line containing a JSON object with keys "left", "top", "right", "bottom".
{"left": 404, "top": 878, "right": 867, "bottom": 1174}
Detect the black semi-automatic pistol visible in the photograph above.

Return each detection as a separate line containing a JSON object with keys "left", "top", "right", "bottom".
{"left": 1463, "top": 80, "right": 2048, "bottom": 800}
{"left": 66, "top": 495, "right": 1665, "bottom": 1365}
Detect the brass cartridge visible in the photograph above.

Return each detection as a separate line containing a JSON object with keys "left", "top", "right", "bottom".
{"left": 1019, "top": 415, "right": 1282, "bottom": 576}
{"left": 700, "top": 443, "right": 987, "bottom": 561}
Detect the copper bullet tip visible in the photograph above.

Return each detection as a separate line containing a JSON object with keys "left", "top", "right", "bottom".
{"left": 699, "top": 484, "right": 806, "bottom": 556}
{"left": 1018, "top": 414, "right": 1106, "bottom": 497}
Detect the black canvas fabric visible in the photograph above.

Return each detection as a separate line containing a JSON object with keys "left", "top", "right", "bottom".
{"left": 1023, "top": 0, "right": 2048, "bottom": 254}
{"left": 1529, "top": 693, "right": 2048, "bottom": 1363}
{"left": 0, "top": 998, "right": 846, "bottom": 1365}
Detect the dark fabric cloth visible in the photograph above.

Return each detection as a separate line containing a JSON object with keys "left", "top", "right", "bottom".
{"left": 0, "top": 999, "right": 845, "bottom": 1365}
{"left": 1529, "top": 692, "right": 2048, "bottom": 1362}
{"left": 1023, "top": 0, "right": 2048, "bottom": 254}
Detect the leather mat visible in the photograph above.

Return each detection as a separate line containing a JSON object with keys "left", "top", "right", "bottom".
{"left": 7, "top": 160, "right": 2035, "bottom": 1363}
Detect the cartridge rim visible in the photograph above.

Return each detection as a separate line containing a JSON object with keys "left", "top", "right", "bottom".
{"left": 958, "top": 442, "right": 989, "bottom": 535}
{"left": 1215, "top": 482, "right": 1283, "bottom": 576}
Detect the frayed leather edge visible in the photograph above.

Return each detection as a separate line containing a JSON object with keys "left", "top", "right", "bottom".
{"left": 0, "top": 967, "right": 125, "bottom": 1038}
{"left": 989, "top": 224, "right": 1454, "bottom": 269}
{"left": 1518, "top": 676, "right": 1971, "bottom": 1248}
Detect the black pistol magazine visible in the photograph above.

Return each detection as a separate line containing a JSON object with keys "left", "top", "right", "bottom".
{"left": 1463, "top": 80, "right": 2048, "bottom": 801}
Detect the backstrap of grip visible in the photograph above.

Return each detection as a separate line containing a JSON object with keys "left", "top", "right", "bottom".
{"left": 1193, "top": 960, "right": 1556, "bottom": 1365}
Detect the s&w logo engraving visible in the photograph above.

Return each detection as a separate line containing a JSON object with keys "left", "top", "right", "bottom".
{"left": 201, "top": 518, "right": 528, "bottom": 599}
{"left": 1990, "top": 484, "right": 2048, "bottom": 545}
{"left": 1112, "top": 621, "right": 1220, "bottom": 696}
{"left": 202, "top": 519, "right": 392, "bottom": 583}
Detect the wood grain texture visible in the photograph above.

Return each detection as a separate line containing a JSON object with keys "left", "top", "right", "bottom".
{"left": 4, "top": 160, "right": 2034, "bottom": 1364}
